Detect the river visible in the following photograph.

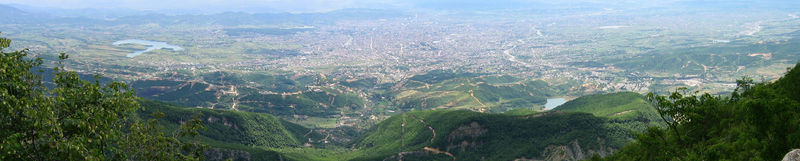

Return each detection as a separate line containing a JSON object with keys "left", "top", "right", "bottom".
{"left": 113, "top": 39, "right": 183, "bottom": 58}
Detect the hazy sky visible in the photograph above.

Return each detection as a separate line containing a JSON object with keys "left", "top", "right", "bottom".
{"left": 2, "top": 0, "right": 408, "bottom": 12}
{"left": 5, "top": 0, "right": 754, "bottom": 13}
{"left": 0, "top": 0, "right": 611, "bottom": 13}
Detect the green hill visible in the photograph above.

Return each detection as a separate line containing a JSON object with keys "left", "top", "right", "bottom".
{"left": 350, "top": 110, "right": 625, "bottom": 161}
{"left": 553, "top": 92, "right": 664, "bottom": 148}
{"left": 601, "top": 63, "right": 800, "bottom": 160}
{"left": 553, "top": 92, "right": 657, "bottom": 120}
{"left": 394, "top": 71, "right": 571, "bottom": 112}
{"left": 138, "top": 100, "right": 325, "bottom": 161}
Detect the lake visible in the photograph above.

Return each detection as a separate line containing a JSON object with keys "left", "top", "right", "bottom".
{"left": 596, "top": 25, "right": 630, "bottom": 29}
{"left": 112, "top": 39, "right": 183, "bottom": 58}
{"left": 544, "top": 98, "right": 567, "bottom": 110}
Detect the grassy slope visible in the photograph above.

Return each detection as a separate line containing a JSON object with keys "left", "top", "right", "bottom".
{"left": 553, "top": 92, "right": 657, "bottom": 120}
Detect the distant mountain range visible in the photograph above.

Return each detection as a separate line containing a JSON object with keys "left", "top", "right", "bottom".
{"left": 0, "top": 4, "right": 404, "bottom": 26}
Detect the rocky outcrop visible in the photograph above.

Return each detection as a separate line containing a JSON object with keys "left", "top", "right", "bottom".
{"left": 203, "top": 148, "right": 252, "bottom": 161}
{"left": 783, "top": 149, "right": 800, "bottom": 161}
{"left": 423, "top": 147, "right": 456, "bottom": 161}
{"left": 538, "top": 139, "right": 614, "bottom": 161}
{"left": 446, "top": 122, "right": 487, "bottom": 142}
{"left": 445, "top": 122, "right": 487, "bottom": 152}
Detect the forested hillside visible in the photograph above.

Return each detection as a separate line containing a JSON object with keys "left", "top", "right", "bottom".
{"left": 600, "top": 63, "right": 800, "bottom": 160}
{"left": 350, "top": 110, "right": 625, "bottom": 161}
{"left": 554, "top": 92, "right": 657, "bottom": 120}
{"left": 138, "top": 100, "right": 325, "bottom": 161}
{"left": 553, "top": 92, "right": 664, "bottom": 147}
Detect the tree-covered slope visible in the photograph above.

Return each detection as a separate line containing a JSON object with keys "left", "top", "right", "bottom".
{"left": 600, "top": 63, "right": 800, "bottom": 161}
{"left": 554, "top": 92, "right": 657, "bottom": 120}
{"left": 772, "top": 64, "right": 800, "bottom": 102}
{"left": 138, "top": 100, "right": 325, "bottom": 161}
{"left": 553, "top": 92, "right": 665, "bottom": 150}
{"left": 350, "top": 110, "right": 624, "bottom": 161}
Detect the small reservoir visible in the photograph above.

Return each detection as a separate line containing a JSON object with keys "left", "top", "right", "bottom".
{"left": 113, "top": 39, "right": 183, "bottom": 58}
{"left": 544, "top": 98, "right": 567, "bottom": 110}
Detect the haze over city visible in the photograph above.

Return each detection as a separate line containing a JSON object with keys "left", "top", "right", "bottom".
{"left": 5, "top": 0, "right": 704, "bottom": 13}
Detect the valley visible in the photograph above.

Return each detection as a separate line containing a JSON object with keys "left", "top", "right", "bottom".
{"left": 2, "top": 0, "right": 800, "bottom": 160}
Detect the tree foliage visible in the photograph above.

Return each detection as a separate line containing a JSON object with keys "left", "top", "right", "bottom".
{"left": 0, "top": 33, "right": 205, "bottom": 160}
{"left": 602, "top": 64, "right": 800, "bottom": 161}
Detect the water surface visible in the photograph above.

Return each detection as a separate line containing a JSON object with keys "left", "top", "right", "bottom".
{"left": 544, "top": 98, "right": 567, "bottom": 110}
{"left": 113, "top": 39, "right": 182, "bottom": 58}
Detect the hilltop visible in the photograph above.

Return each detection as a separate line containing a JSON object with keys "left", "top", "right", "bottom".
{"left": 553, "top": 92, "right": 659, "bottom": 121}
